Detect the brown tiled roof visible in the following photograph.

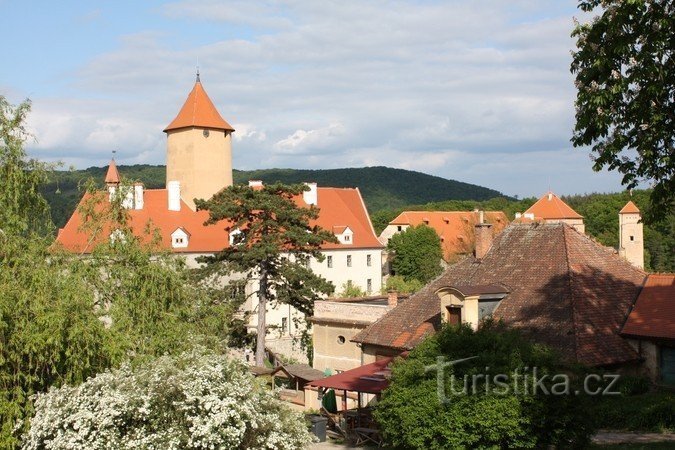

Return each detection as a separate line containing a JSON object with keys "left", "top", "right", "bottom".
{"left": 622, "top": 274, "right": 675, "bottom": 340}
{"left": 104, "top": 159, "right": 120, "bottom": 184}
{"left": 353, "top": 223, "right": 646, "bottom": 367}
{"left": 525, "top": 192, "right": 582, "bottom": 220}
{"left": 619, "top": 201, "right": 641, "bottom": 214}
{"left": 387, "top": 211, "right": 508, "bottom": 260}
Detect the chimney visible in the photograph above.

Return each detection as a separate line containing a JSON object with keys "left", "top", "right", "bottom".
{"left": 515, "top": 212, "right": 522, "bottom": 219}
{"left": 387, "top": 290, "right": 398, "bottom": 308}
{"left": 134, "top": 183, "right": 144, "bottom": 210}
{"left": 474, "top": 222, "right": 493, "bottom": 259}
{"left": 121, "top": 186, "right": 134, "bottom": 209}
{"left": 168, "top": 181, "right": 181, "bottom": 211}
{"left": 303, "top": 182, "right": 318, "bottom": 206}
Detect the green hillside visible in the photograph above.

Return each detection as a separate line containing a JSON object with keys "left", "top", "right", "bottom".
{"left": 41, "top": 165, "right": 506, "bottom": 228}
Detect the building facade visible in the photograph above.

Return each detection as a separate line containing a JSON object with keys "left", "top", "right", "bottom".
{"left": 56, "top": 76, "right": 383, "bottom": 363}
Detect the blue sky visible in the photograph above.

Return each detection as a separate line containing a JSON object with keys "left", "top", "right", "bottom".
{"left": 0, "top": 0, "right": 631, "bottom": 198}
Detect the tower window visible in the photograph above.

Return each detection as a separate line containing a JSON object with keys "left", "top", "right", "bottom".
{"left": 347, "top": 255, "right": 352, "bottom": 267}
{"left": 630, "top": 235, "right": 635, "bottom": 241}
{"left": 367, "top": 254, "right": 372, "bottom": 266}
{"left": 367, "top": 279, "right": 372, "bottom": 293}
{"left": 281, "top": 317, "right": 288, "bottom": 334}
{"left": 327, "top": 255, "right": 333, "bottom": 268}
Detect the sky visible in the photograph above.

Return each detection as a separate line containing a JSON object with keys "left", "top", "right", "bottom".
{"left": 0, "top": 0, "right": 631, "bottom": 198}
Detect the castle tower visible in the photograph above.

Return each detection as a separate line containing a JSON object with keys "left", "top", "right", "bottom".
{"left": 619, "top": 201, "right": 644, "bottom": 269}
{"left": 164, "top": 73, "right": 235, "bottom": 210}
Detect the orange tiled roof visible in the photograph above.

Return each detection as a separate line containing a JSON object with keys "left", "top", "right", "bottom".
{"left": 56, "top": 186, "right": 383, "bottom": 254}
{"left": 619, "top": 201, "right": 641, "bottom": 214}
{"left": 104, "top": 159, "right": 120, "bottom": 184}
{"left": 388, "top": 211, "right": 508, "bottom": 260}
{"left": 524, "top": 192, "right": 582, "bottom": 220}
{"left": 164, "top": 81, "right": 234, "bottom": 132}
{"left": 622, "top": 274, "right": 675, "bottom": 340}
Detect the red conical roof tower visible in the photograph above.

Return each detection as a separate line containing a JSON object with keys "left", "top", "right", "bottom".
{"left": 163, "top": 74, "right": 234, "bottom": 133}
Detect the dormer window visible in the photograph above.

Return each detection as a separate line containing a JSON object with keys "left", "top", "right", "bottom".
{"left": 171, "top": 227, "right": 190, "bottom": 249}
{"left": 229, "top": 229, "right": 243, "bottom": 246}
{"left": 333, "top": 226, "right": 353, "bottom": 245}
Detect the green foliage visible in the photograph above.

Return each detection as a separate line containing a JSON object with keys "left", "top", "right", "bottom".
{"left": 0, "top": 96, "right": 54, "bottom": 235}
{"left": 593, "top": 390, "right": 675, "bottom": 432}
{"left": 0, "top": 99, "right": 243, "bottom": 446}
{"left": 375, "top": 322, "right": 595, "bottom": 449}
{"left": 338, "top": 280, "right": 366, "bottom": 298}
{"left": 0, "top": 236, "right": 112, "bottom": 448}
{"left": 563, "top": 190, "right": 675, "bottom": 272}
{"left": 571, "top": 0, "right": 675, "bottom": 223}
{"left": 388, "top": 224, "right": 443, "bottom": 284}
{"left": 383, "top": 275, "right": 424, "bottom": 294}
{"left": 196, "top": 182, "right": 337, "bottom": 365}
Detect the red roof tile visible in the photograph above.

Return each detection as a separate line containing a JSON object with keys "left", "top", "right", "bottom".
{"left": 619, "top": 201, "right": 641, "bottom": 214}
{"left": 622, "top": 274, "right": 675, "bottom": 340}
{"left": 56, "top": 186, "right": 382, "bottom": 254}
{"left": 104, "top": 159, "right": 120, "bottom": 184}
{"left": 525, "top": 192, "right": 582, "bottom": 220}
{"left": 308, "top": 356, "right": 400, "bottom": 394}
{"left": 164, "top": 81, "right": 234, "bottom": 132}
{"left": 354, "top": 223, "right": 645, "bottom": 367}
{"left": 388, "top": 211, "right": 508, "bottom": 260}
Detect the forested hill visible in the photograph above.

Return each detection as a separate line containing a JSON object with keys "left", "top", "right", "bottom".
{"left": 42, "top": 165, "right": 506, "bottom": 228}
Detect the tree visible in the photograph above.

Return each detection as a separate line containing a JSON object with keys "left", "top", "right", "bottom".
{"left": 24, "top": 349, "right": 315, "bottom": 449}
{"left": 0, "top": 96, "right": 54, "bottom": 235}
{"left": 196, "top": 183, "right": 337, "bottom": 366}
{"left": 570, "top": 0, "right": 675, "bottom": 223}
{"left": 375, "top": 322, "right": 596, "bottom": 449}
{"left": 388, "top": 224, "right": 443, "bottom": 284}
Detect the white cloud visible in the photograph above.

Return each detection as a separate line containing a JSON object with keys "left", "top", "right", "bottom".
{"left": 11, "top": 0, "right": 632, "bottom": 198}
{"left": 273, "top": 123, "right": 345, "bottom": 154}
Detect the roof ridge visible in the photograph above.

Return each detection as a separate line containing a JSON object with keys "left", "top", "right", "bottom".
{"left": 561, "top": 225, "right": 580, "bottom": 362}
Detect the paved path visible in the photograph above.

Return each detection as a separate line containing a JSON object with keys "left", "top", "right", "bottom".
{"left": 592, "top": 431, "right": 675, "bottom": 445}
{"left": 310, "top": 431, "right": 675, "bottom": 449}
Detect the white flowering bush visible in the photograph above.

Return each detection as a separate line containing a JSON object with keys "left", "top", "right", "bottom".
{"left": 23, "top": 349, "right": 314, "bottom": 449}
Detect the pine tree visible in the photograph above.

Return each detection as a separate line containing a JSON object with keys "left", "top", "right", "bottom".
{"left": 196, "top": 183, "right": 337, "bottom": 366}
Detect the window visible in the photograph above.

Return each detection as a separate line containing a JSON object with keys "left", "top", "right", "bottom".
{"left": 367, "top": 254, "right": 372, "bottom": 267}
{"left": 281, "top": 317, "right": 288, "bottom": 334}
{"left": 327, "top": 255, "right": 333, "bottom": 268}
{"left": 630, "top": 235, "right": 635, "bottom": 241}
{"left": 337, "top": 335, "right": 346, "bottom": 345}
{"left": 347, "top": 255, "right": 352, "bottom": 267}
{"left": 367, "top": 279, "right": 372, "bottom": 293}
{"left": 397, "top": 226, "right": 402, "bottom": 232}
{"left": 344, "top": 235, "right": 350, "bottom": 242}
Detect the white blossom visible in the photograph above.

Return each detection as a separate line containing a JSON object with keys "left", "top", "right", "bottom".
{"left": 23, "top": 349, "right": 315, "bottom": 449}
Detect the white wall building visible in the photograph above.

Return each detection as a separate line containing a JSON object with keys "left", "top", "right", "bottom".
{"left": 56, "top": 76, "right": 384, "bottom": 363}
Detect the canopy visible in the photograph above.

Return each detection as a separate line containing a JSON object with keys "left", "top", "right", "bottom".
{"left": 308, "top": 357, "right": 396, "bottom": 394}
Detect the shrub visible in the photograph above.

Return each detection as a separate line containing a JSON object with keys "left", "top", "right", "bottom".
{"left": 23, "top": 349, "right": 315, "bottom": 449}
{"left": 383, "top": 275, "right": 424, "bottom": 294}
{"left": 374, "top": 321, "right": 595, "bottom": 449}
{"left": 617, "top": 374, "right": 651, "bottom": 396}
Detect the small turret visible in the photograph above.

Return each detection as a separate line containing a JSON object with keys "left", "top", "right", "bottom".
{"left": 619, "top": 201, "right": 644, "bottom": 269}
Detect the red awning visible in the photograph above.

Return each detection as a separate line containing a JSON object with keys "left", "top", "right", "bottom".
{"left": 308, "top": 357, "right": 398, "bottom": 394}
